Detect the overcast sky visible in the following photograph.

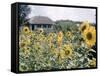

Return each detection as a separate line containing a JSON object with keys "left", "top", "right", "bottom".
{"left": 27, "top": 5, "right": 96, "bottom": 23}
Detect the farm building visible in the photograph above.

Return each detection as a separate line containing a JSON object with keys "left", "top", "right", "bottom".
{"left": 28, "top": 16, "right": 54, "bottom": 30}
{"left": 20, "top": 16, "right": 54, "bottom": 32}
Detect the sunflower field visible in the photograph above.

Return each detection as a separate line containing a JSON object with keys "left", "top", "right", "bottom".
{"left": 19, "top": 21, "right": 96, "bottom": 72}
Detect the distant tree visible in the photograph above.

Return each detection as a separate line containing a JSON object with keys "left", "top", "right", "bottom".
{"left": 18, "top": 5, "right": 31, "bottom": 26}
{"left": 54, "top": 20, "right": 79, "bottom": 34}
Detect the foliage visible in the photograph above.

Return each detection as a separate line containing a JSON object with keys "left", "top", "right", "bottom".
{"left": 19, "top": 5, "right": 31, "bottom": 25}
{"left": 54, "top": 20, "right": 78, "bottom": 33}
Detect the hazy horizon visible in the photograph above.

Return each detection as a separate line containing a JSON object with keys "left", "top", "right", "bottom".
{"left": 27, "top": 5, "right": 96, "bottom": 23}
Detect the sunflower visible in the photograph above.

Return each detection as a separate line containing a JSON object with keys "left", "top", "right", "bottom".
{"left": 53, "top": 48, "right": 59, "bottom": 57}
{"left": 83, "top": 26, "right": 96, "bottom": 48}
{"left": 19, "top": 42, "right": 27, "bottom": 48}
{"left": 59, "top": 49, "right": 65, "bottom": 59}
{"left": 48, "top": 33, "right": 53, "bottom": 40}
{"left": 19, "top": 63, "right": 29, "bottom": 72}
{"left": 19, "top": 34, "right": 26, "bottom": 41}
{"left": 19, "top": 38, "right": 31, "bottom": 49}
{"left": 80, "top": 21, "right": 89, "bottom": 32}
{"left": 48, "top": 33, "right": 54, "bottom": 48}
{"left": 33, "top": 42, "right": 42, "bottom": 51}
{"left": 49, "top": 32, "right": 54, "bottom": 36}
{"left": 66, "top": 31, "right": 72, "bottom": 38}
{"left": 57, "top": 31, "right": 63, "bottom": 47}
{"left": 63, "top": 44, "right": 73, "bottom": 58}
{"left": 23, "top": 26, "right": 30, "bottom": 34}
{"left": 23, "top": 47, "right": 31, "bottom": 57}
{"left": 89, "top": 58, "right": 96, "bottom": 67}
{"left": 26, "top": 38, "right": 31, "bottom": 45}
{"left": 37, "top": 28, "right": 44, "bottom": 33}
{"left": 24, "top": 50, "right": 30, "bottom": 57}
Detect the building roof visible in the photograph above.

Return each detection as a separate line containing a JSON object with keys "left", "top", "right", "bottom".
{"left": 28, "top": 16, "right": 54, "bottom": 24}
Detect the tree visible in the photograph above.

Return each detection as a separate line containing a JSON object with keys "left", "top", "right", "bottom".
{"left": 19, "top": 5, "right": 31, "bottom": 26}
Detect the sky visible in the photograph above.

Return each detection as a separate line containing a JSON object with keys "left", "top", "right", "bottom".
{"left": 27, "top": 5, "right": 96, "bottom": 23}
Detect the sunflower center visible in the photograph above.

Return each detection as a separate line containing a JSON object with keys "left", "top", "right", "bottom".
{"left": 27, "top": 47, "right": 30, "bottom": 50}
{"left": 25, "top": 29, "right": 28, "bottom": 32}
{"left": 82, "top": 25, "right": 86, "bottom": 31}
{"left": 21, "top": 43, "right": 25, "bottom": 47}
{"left": 59, "top": 34, "right": 62, "bottom": 37}
{"left": 65, "top": 50, "right": 70, "bottom": 55}
{"left": 86, "top": 32, "right": 92, "bottom": 40}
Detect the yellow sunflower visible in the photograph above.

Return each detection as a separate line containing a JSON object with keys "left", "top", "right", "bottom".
{"left": 59, "top": 49, "right": 65, "bottom": 59}
{"left": 63, "top": 44, "right": 73, "bottom": 58}
{"left": 23, "top": 26, "right": 30, "bottom": 34}
{"left": 19, "top": 42, "right": 27, "bottom": 48}
{"left": 48, "top": 33, "right": 54, "bottom": 48}
{"left": 49, "top": 32, "right": 54, "bottom": 37}
{"left": 33, "top": 42, "right": 42, "bottom": 51}
{"left": 83, "top": 26, "right": 96, "bottom": 48}
{"left": 57, "top": 31, "right": 63, "bottom": 47}
{"left": 89, "top": 58, "right": 96, "bottom": 67}
{"left": 66, "top": 31, "right": 72, "bottom": 38}
{"left": 80, "top": 21, "right": 89, "bottom": 32}
{"left": 37, "top": 28, "right": 44, "bottom": 33}
{"left": 26, "top": 38, "right": 31, "bottom": 45}
{"left": 23, "top": 47, "right": 31, "bottom": 57}
{"left": 53, "top": 48, "right": 59, "bottom": 57}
